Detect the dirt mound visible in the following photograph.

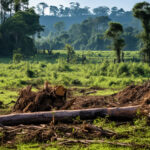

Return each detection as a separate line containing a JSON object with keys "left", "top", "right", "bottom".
{"left": 13, "top": 82, "right": 67, "bottom": 112}
{"left": 67, "top": 82, "right": 150, "bottom": 110}
{"left": 12, "top": 81, "right": 150, "bottom": 113}
{"left": 115, "top": 82, "right": 150, "bottom": 106}
{"left": 68, "top": 95, "right": 117, "bottom": 110}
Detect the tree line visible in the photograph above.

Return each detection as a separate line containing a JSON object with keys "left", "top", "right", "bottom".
{"left": 36, "top": 2, "right": 131, "bottom": 19}
{"left": 36, "top": 16, "right": 139, "bottom": 51}
{"left": 36, "top": 1, "right": 150, "bottom": 64}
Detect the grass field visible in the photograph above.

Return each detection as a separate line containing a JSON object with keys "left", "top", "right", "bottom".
{"left": 0, "top": 50, "right": 150, "bottom": 150}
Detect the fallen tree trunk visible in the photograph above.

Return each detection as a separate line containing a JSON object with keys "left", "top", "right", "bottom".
{"left": 0, "top": 106, "right": 140, "bottom": 126}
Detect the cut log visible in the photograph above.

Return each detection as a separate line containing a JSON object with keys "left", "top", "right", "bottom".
{"left": 13, "top": 83, "right": 67, "bottom": 112}
{"left": 0, "top": 106, "right": 140, "bottom": 126}
{"left": 55, "top": 86, "right": 66, "bottom": 97}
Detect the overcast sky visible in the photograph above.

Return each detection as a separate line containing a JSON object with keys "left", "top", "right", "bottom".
{"left": 29, "top": 0, "right": 149, "bottom": 11}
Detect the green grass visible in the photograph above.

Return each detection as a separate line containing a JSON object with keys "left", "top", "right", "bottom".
{"left": 0, "top": 62, "right": 147, "bottom": 90}
{"left": 0, "top": 143, "right": 131, "bottom": 150}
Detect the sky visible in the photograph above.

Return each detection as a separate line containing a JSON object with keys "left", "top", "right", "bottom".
{"left": 29, "top": 0, "right": 150, "bottom": 11}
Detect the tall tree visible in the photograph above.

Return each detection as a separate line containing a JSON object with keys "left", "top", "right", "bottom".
{"left": 105, "top": 22, "right": 125, "bottom": 63}
{"left": 69, "top": 2, "right": 80, "bottom": 16}
{"left": 79, "top": 7, "right": 91, "bottom": 16}
{"left": 59, "top": 5, "right": 65, "bottom": 16}
{"left": 37, "top": 2, "right": 48, "bottom": 16}
{"left": 63, "top": 7, "right": 70, "bottom": 16}
{"left": 110, "top": 6, "right": 118, "bottom": 18}
{"left": 93, "top": 6, "right": 110, "bottom": 16}
{"left": 132, "top": 2, "right": 150, "bottom": 63}
{"left": 14, "top": 0, "right": 29, "bottom": 12}
{"left": 14, "top": 0, "right": 21, "bottom": 12}
{"left": 50, "top": 5, "right": 59, "bottom": 16}
{"left": 0, "top": 0, "right": 11, "bottom": 23}
{"left": 0, "top": 8, "right": 43, "bottom": 56}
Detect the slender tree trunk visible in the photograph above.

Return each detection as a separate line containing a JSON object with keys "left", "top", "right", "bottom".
{"left": 116, "top": 49, "right": 121, "bottom": 63}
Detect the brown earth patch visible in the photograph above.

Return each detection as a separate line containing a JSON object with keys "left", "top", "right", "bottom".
{"left": 66, "top": 82, "right": 150, "bottom": 114}
{"left": 11, "top": 81, "right": 150, "bottom": 114}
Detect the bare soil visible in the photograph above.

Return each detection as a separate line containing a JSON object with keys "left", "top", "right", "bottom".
{"left": 66, "top": 82, "right": 150, "bottom": 113}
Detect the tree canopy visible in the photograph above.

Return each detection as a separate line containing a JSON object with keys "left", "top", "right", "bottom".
{"left": 133, "top": 2, "right": 150, "bottom": 63}
{"left": 0, "top": 2, "right": 43, "bottom": 57}
{"left": 105, "top": 22, "right": 125, "bottom": 63}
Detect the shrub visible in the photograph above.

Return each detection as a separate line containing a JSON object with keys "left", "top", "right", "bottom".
{"left": 71, "top": 79, "right": 82, "bottom": 85}
{"left": 26, "top": 69, "right": 35, "bottom": 78}
{"left": 108, "top": 81, "right": 117, "bottom": 86}
{"left": 40, "top": 63, "right": 47, "bottom": 68}
{"left": 58, "top": 75, "right": 71, "bottom": 86}
{"left": 52, "top": 72, "right": 58, "bottom": 79}
{"left": 57, "top": 64, "right": 72, "bottom": 72}
{"left": 19, "top": 80, "right": 28, "bottom": 85}
{"left": 99, "top": 61, "right": 109, "bottom": 76}
{"left": 117, "top": 63, "right": 129, "bottom": 76}
{"left": 13, "top": 53, "right": 23, "bottom": 63}
{"left": 13, "top": 48, "right": 23, "bottom": 63}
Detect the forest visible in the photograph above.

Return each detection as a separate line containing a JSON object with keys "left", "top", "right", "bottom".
{"left": 0, "top": 0, "right": 150, "bottom": 150}
{"left": 36, "top": 2, "right": 141, "bottom": 51}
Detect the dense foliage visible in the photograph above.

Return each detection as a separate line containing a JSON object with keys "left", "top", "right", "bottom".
{"left": 133, "top": 2, "right": 150, "bottom": 63}
{"left": 38, "top": 2, "right": 142, "bottom": 36}
{"left": 105, "top": 22, "right": 125, "bottom": 63}
{"left": 36, "top": 16, "right": 139, "bottom": 51}
{"left": 0, "top": 0, "right": 43, "bottom": 57}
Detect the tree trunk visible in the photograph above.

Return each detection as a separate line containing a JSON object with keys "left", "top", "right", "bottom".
{"left": 0, "top": 106, "right": 140, "bottom": 126}
{"left": 117, "top": 49, "right": 121, "bottom": 63}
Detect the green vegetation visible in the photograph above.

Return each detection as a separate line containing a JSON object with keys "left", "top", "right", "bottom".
{"left": 105, "top": 22, "right": 125, "bottom": 63}
{"left": 0, "top": 50, "right": 147, "bottom": 99}
{"left": 0, "top": 0, "right": 43, "bottom": 57}
{"left": 38, "top": 2, "right": 142, "bottom": 38}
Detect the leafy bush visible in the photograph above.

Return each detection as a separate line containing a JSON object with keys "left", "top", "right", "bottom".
{"left": 57, "top": 58, "right": 72, "bottom": 72}
{"left": 40, "top": 63, "right": 47, "bottom": 68}
{"left": 117, "top": 63, "right": 129, "bottom": 76}
{"left": 57, "top": 64, "right": 72, "bottom": 72}
{"left": 13, "top": 53, "right": 23, "bottom": 63}
{"left": 71, "top": 79, "right": 82, "bottom": 85}
{"left": 26, "top": 69, "right": 35, "bottom": 78}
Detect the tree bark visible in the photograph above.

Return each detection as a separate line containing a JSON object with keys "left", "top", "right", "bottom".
{"left": 117, "top": 49, "right": 121, "bottom": 63}
{"left": 0, "top": 106, "right": 140, "bottom": 126}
